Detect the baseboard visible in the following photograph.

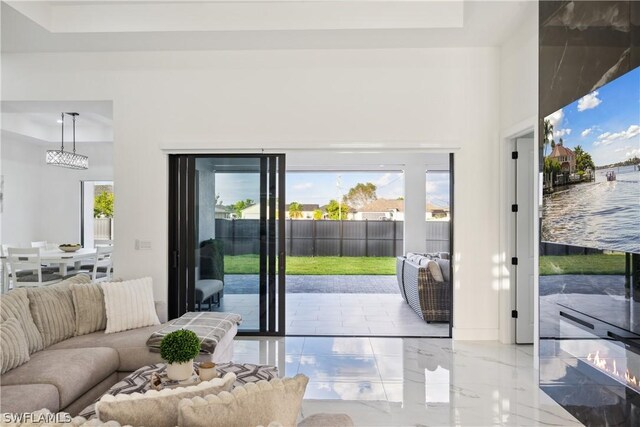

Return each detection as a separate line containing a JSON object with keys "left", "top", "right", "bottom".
{"left": 452, "top": 327, "right": 500, "bottom": 340}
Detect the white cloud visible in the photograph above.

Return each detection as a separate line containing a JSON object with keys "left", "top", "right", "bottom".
{"left": 593, "top": 124, "right": 640, "bottom": 146}
{"left": 545, "top": 109, "right": 564, "bottom": 129}
{"left": 375, "top": 173, "right": 393, "bottom": 186}
{"left": 581, "top": 128, "right": 593, "bottom": 137}
{"left": 293, "top": 182, "right": 313, "bottom": 190}
{"left": 577, "top": 91, "right": 602, "bottom": 111}
{"left": 626, "top": 148, "right": 640, "bottom": 158}
{"left": 554, "top": 128, "right": 572, "bottom": 138}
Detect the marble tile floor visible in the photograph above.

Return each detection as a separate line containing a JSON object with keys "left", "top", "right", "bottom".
{"left": 210, "top": 293, "right": 449, "bottom": 336}
{"left": 232, "top": 336, "right": 582, "bottom": 426}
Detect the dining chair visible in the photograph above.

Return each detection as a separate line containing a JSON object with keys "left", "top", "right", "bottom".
{"left": 85, "top": 246, "right": 113, "bottom": 283}
{"left": 1, "top": 245, "right": 36, "bottom": 292}
{"left": 7, "top": 248, "right": 63, "bottom": 288}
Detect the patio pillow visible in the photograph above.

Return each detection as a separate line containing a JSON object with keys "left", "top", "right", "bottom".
{"left": 101, "top": 277, "right": 160, "bottom": 334}
{"left": 0, "top": 289, "right": 44, "bottom": 354}
{"left": 425, "top": 260, "right": 444, "bottom": 282}
{"left": 1, "top": 317, "right": 30, "bottom": 374}
{"left": 435, "top": 258, "right": 450, "bottom": 282}
{"left": 70, "top": 282, "right": 107, "bottom": 336}
{"left": 178, "top": 374, "right": 309, "bottom": 427}
{"left": 96, "top": 373, "right": 236, "bottom": 427}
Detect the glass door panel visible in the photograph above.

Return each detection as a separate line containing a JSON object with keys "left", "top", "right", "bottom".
{"left": 169, "top": 154, "right": 285, "bottom": 335}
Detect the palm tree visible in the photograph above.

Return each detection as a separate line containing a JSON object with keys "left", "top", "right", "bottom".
{"left": 543, "top": 119, "right": 555, "bottom": 158}
{"left": 288, "top": 202, "right": 303, "bottom": 219}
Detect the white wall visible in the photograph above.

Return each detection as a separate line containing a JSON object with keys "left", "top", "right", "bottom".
{"left": 2, "top": 46, "right": 521, "bottom": 339}
{"left": 498, "top": 5, "right": 538, "bottom": 344}
{"left": 0, "top": 133, "right": 113, "bottom": 246}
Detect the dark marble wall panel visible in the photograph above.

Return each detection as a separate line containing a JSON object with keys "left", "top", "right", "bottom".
{"left": 540, "top": 0, "right": 639, "bottom": 117}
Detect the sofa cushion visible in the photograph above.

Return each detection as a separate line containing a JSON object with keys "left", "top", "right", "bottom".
{"left": 70, "top": 282, "right": 107, "bottom": 336}
{"left": 96, "top": 372, "right": 236, "bottom": 427}
{"left": 425, "top": 260, "right": 444, "bottom": 282}
{"left": 435, "top": 258, "right": 450, "bottom": 282}
{"left": 178, "top": 374, "right": 309, "bottom": 427}
{"left": 0, "top": 384, "right": 60, "bottom": 414}
{"left": 27, "top": 277, "right": 90, "bottom": 347}
{"left": 0, "top": 348, "right": 119, "bottom": 409}
{"left": 1, "top": 318, "right": 30, "bottom": 374}
{"left": 101, "top": 277, "right": 160, "bottom": 334}
{"left": 47, "top": 324, "right": 166, "bottom": 372}
{"left": 0, "top": 289, "right": 44, "bottom": 354}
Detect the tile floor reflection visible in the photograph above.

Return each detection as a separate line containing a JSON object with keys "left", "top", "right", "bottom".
{"left": 233, "top": 337, "right": 582, "bottom": 426}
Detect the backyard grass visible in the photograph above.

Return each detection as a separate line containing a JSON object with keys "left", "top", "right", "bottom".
{"left": 225, "top": 255, "right": 396, "bottom": 275}
{"left": 539, "top": 254, "right": 625, "bottom": 276}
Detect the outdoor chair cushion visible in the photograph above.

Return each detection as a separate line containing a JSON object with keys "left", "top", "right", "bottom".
{"left": 17, "top": 273, "right": 64, "bottom": 283}
{"left": 436, "top": 258, "right": 450, "bottom": 282}
{"left": 0, "top": 347, "right": 119, "bottom": 409}
{"left": 196, "top": 279, "right": 223, "bottom": 303}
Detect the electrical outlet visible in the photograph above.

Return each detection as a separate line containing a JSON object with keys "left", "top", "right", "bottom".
{"left": 135, "top": 239, "right": 152, "bottom": 250}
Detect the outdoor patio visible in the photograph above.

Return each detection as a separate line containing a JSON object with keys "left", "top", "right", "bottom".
{"left": 216, "top": 275, "right": 450, "bottom": 337}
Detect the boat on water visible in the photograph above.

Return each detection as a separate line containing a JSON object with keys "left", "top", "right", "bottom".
{"left": 606, "top": 170, "right": 616, "bottom": 181}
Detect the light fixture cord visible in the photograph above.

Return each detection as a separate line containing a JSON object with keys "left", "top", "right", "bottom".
{"left": 72, "top": 114, "right": 77, "bottom": 153}
{"left": 60, "top": 112, "right": 65, "bottom": 152}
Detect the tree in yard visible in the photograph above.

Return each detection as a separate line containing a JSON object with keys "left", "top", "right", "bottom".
{"left": 94, "top": 191, "right": 114, "bottom": 218}
{"left": 288, "top": 202, "right": 303, "bottom": 219}
{"left": 325, "top": 199, "right": 350, "bottom": 220}
{"left": 313, "top": 209, "right": 323, "bottom": 220}
{"left": 232, "top": 199, "right": 255, "bottom": 218}
{"left": 544, "top": 157, "right": 561, "bottom": 186}
{"left": 574, "top": 145, "right": 595, "bottom": 173}
{"left": 342, "top": 182, "right": 377, "bottom": 210}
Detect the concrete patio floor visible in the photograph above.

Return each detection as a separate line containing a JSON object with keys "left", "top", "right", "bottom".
{"left": 214, "top": 274, "right": 450, "bottom": 337}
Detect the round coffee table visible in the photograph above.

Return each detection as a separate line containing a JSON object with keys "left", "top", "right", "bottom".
{"left": 79, "top": 362, "right": 279, "bottom": 419}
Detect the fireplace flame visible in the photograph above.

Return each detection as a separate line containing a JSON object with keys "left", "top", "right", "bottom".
{"left": 587, "top": 351, "right": 638, "bottom": 389}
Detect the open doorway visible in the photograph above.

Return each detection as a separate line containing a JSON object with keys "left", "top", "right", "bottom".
{"left": 283, "top": 154, "right": 453, "bottom": 337}
{"left": 81, "top": 181, "right": 114, "bottom": 248}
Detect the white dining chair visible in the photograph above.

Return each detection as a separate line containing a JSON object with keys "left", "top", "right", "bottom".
{"left": 85, "top": 246, "right": 113, "bottom": 283}
{"left": 7, "top": 248, "right": 63, "bottom": 288}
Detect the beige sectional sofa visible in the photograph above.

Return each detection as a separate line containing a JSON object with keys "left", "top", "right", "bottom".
{"left": 0, "top": 274, "right": 236, "bottom": 416}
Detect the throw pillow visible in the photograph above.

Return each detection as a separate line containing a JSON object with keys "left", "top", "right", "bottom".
{"left": 0, "top": 289, "right": 43, "bottom": 354}
{"left": 27, "top": 281, "right": 78, "bottom": 348}
{"left": 0, "top": 318, "right": 30, "bottom": 374}
{"left": 178, "top": 374, "right": 309, "bottom": 427}
{"left": 70, "top": 282, "right": 107, "bottom": 336}
{"left": 425, "top": 260, "right": 444, "bottom": 282}
{"left": 101, "top": 277, "right": 160, "bottom": 334}
{"left": 435, "top": 258, "right": 450, "bottom": 282}
{"left": 96, "top": 372, "right": 236, "bottom": 427}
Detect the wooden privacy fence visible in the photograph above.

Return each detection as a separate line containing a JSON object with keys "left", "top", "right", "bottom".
{"left": 213, "top": 219, "right": 450, "bottom": 256}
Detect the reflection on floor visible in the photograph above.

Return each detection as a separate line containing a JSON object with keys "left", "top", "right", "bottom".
{"left": 212, "top": 293, "right": 449, "bottom": 336}
{"left": 233, "top": 337, "right": 582, "bottom": 426}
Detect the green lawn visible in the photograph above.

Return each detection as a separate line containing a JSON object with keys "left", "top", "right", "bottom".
{"left": 539, "top": 254, "right": 625, "bottom": 276}
{"left": 225, "top": 255, "right": 396, "bottom": 275}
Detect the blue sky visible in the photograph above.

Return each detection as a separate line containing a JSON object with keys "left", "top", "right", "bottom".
{"left": 545, "top": 66, "right": 640, "bottom": 167}
{"left": 214, "top": 170, "right": 450, "bottom": 208}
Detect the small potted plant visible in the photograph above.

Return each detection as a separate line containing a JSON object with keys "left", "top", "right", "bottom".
{"left": 160, "top": 329, "right": 201, "bottom": 381}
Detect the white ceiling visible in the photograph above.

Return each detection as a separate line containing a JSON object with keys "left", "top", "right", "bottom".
{"left": 2, "top": 0, "right": 535, "bottom": 52}
{"left": 1, "top": 101, "right": 113, "bottom": 144}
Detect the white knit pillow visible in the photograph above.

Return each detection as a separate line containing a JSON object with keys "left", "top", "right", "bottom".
{"left": 96, "top": 373, "right": 236, "bottom": 427}
{"left": 101, "top": 277, "right": 160, "bottom": 334}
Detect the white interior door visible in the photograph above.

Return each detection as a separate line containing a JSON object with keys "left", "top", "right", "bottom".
{"left": 515, "top": 137, "right": 534, "bottom": 344}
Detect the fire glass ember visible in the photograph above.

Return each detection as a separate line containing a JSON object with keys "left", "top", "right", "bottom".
{"left": 587, "top": 350, "right": 640, "bottom": 391}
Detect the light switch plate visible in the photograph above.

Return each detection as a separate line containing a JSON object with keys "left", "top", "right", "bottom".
{"left": 135, "top": 239, "right": 152, "bottom": 250}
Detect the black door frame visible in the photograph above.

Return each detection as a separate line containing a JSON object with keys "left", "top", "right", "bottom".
{"left": 168, "top": 153, "right": 286, "bottom": 336}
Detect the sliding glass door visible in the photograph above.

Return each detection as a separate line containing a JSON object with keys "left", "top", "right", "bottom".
{"left": 168, "top": 154, "right": 285, "bottom": 335}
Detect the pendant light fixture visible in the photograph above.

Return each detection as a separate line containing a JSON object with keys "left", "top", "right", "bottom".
{"left": 46, "top": 112, "right": 89, "bottom": 170}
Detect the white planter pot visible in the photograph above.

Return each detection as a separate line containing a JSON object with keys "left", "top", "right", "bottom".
{"left": 166, "top": 360, "right": 194, "bottom": 381}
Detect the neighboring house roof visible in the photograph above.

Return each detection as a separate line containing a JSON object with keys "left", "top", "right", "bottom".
{"left": 358, "top": 199, "right": 404, "bottom": 212}
{"left": 427, "top": 203, "right": 449, "bottom": 213}
{"left": 285, "top": 203, "right": 320, "bottom": 211}
{"left": 549, "top": 145, "right": 575, "bottom": 159}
